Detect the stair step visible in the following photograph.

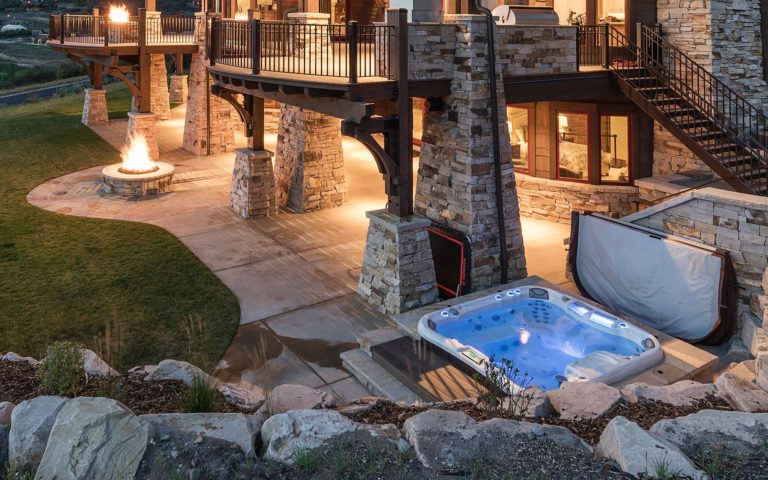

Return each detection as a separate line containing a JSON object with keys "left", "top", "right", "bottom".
{"left": 652, "top": 97, "right": 684, "bottom": 106}
{"left": 340, "top": 349, "right": 422, "bottom": 404}
{"left": 679, "top": 118, "right": 712, "bottom": 130}
{"left": 666, "top": 108, "right": 698, "bottom": 118}
{"left": 706, "top": 143, "right": 742, "bottom": 155}
{"left": 721, "top": 154, "right": 759, "bottom": 168}
{"left": 692, "top": 130, "right": 728, "bottom": 142}
{"left": 638, "top": 86, "right": 672, "bottom": 95}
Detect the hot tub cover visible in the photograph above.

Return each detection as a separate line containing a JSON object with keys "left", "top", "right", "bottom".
{"left": 568, "top": 213, "right": 737, "bottom": 344}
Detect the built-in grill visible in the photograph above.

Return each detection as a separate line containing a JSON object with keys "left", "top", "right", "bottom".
{"left": 492, "top": 5, "right": 559, "bottom": 25}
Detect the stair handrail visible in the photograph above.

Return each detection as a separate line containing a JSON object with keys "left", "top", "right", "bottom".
{"left": 607, "top": 25, "right": 768, "bottom": 188}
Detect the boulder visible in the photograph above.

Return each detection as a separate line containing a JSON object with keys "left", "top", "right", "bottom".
{"left": 0, "top": 425, "right": 8, "bottom": 469}
{"left": 35, "top": 397, "right": 150, "bottom": 480}
{"left": 757, "top": 354, "right": 768, "bottom": 392}
{"left": 217, "top": 382, "right": 265, "bottom": 412}
{"left": 140, "top": 413, "right": 264, "bottom": 458}
{"left": 597, "top": 416, "right": 706, "bottom": 479}
{"left": 260, "top": 409, "right": 401, "bottom": 464}
{"left": 80, "top": 349, "right": 118, "bottom": 378}
{"left": 8, "top": 396, "right": 69, "bottom": 470}
{"left": 650, "top": 410, "right": 768, "bottom": 459}
{"left": 265, "top": 384, "right": 336, "bottom": 415}
{"left": 549, "top": 382, "right": 622, "bottom": 420}
{"left": 727, "top": 360, "right": 757, "bottom": 383}
{"left": 128, "top": 365, "right": 158, "bottom": 376}
{"left": 0, "top": 402, "right": 15, "bottom": 426}
{"left": 144, "top": 359, "right": 210, "bottom": 387}
{"left": 1, "top": 352, "right": 39, "bottom": 366}
{"left": 621, "top": 380, "right": 718, "bottom": 407}
{"left": 715, "top": 372, "right": 768, "bottom": 412}
{"left": 403, "top": 409, "right": 591, "bottom": 474}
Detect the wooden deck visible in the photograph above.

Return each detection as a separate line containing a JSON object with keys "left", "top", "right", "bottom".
{"left": 384, "top": 276, "right": 718, "bottom": 402}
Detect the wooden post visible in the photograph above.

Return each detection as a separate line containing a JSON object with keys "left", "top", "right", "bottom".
{"left": 92, "top": 62, "right": 104, "bottom": 89}
{"left": 138, "top": 8, "right": 152, "bottom": 113}
{"left": 348, "top": 21, "right": 358, "bottom": 84}
{"left": 248, "top": 95, "right": 265, "bottom": 151}
{"left": 60, "top": 13, "right": 65, "bottom": 43}
{"left": 251, "top": 19, "right": 260, "bottom": 75}
{"left": 603, "top": 22, "right": 610, "bottom": 69}
{"left": 145, "top": 0, "right": 156, "bottom": 11}
{"left": 175, "top": 53, "right": 184, "bottom": 74}
{"left": 104, "top": 13, "right": 110, "bottom": 47}
{"left": 395, "top": 8, "right": 412, "bottom": 218}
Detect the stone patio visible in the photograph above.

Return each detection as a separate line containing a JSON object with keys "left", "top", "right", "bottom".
{"left": 27, "top": 105, "right": 573, "bottom": 402}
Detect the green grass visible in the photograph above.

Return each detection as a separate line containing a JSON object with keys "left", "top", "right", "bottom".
{"left": 0, "top": 84, "right": 240, "bottom": 372}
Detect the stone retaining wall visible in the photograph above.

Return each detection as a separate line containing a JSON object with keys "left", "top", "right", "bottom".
{"left": 624, "top": 188, "right": 768, "bottom": 354}
{"left": 516, "top": 175, "right": 639, "bottom": 224}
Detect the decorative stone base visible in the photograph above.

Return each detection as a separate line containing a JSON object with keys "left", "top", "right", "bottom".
{"left": 126, "top": 112, "right": 160, "bottom": 161}
{"left": 358, "top": 210, "right": 438, "bottom": 315}
{"left": 150, "top": 54, "right": 171, "bottom": 120}
{"left": 229, "top": 149, "right": 278, "bottom": 219}
{"left": 82, "top": 88, "right": 108, "bottom": 126}
{"left": 275, "top": 104, "right": 346, "bottom": 212}
{"left": 169, "top": 75, "right": 189, "bottom": 104}
{"left": 101, "top": 162, "right": 175, "bottom": 199}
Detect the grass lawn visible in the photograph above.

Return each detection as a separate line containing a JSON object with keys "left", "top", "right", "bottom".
{"left": 0, "top": 85, "right": 241, "bottom": 372}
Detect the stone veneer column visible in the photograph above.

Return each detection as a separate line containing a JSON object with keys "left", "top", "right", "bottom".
{"left": 125, "top": 112, "right": 160, "bottom": 161}
{"left": 183, "top": 12, "right": 239, "bottom": 155}
{"left": 229, "top": 149, "right": 278, "bottom": 218}
{"left": 82, "top": 88, "right": 108, "bottom": 126}
{"left": 274, "top": 104, "right": 347, "bottom": 212}
{"left": 169, "top": 75, "right": 188, "bottom": 104}
{"left": 415, "top": 15, "right": 527, "bottom": 291}
{"left": 358, "top": 210, "right": 438, "bottom": 315}
{"left": 149, "top": 54, "right": 171, "bottom": 120}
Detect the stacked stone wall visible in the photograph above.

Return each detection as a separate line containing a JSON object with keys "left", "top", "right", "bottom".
{"left": 517, "top": 175, "right": 639, "bottom": 224}
{"left": 653, "top": 123, "right": 708, "bottom": 175}
{"left": 81, "top": 88, "right": 108, "bottom": 126}
{"left": 626, "top": 188, "right": 768, "bottom": 354}
{"left": 149, "top": 54, "right": 171, "bottom": 121}
{"left": 407, "top": 24, "right": 457, "bottom": 81}
{"left": 169, "top": 75, "right": 188, "bottom": 105}
{"left": 229, "top": 149, "right": 278, "bottom": 219}
{"left": 274, "top": 105, "right": 346, "bottom": 212}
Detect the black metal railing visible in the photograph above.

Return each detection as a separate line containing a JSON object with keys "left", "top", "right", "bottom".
{"left": 47, "top": 13, "right": 198, "bottom": 46}
{"left": 576, "top": 24, "right": 606, "bottom": 68}
{"left": 608, "top": 25, "right": 768, "bottom": 191}
{"left": 209, "top": 19, "right": 395, "bottom": 82}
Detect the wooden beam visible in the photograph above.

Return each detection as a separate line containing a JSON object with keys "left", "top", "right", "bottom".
{"left": 137, "top": 9, "right": 151, "bottom": 113}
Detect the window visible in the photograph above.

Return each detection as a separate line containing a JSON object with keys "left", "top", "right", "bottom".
{"left": 600, "top": 115, "right": 631, "bottom": 183}
{"left": 507, "top": 106, "right": 531, "bottom": 173}
{"left": 556, "top": 111, "right": 589, "bottom": 181}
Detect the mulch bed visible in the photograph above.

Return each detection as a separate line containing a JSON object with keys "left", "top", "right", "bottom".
{"left": 0, "top": 359, "right": 244, "bottom": 415}
{"left": 344, "top": 395, "right": 733, "bottom": 446}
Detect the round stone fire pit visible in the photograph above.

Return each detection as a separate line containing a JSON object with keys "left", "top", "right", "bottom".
{"left": 101, "top": 162, "right": 175, "bottom": 199}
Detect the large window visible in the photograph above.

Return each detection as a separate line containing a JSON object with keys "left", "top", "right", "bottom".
{"left": 507, "top": 106, "right": 531, "bottom": 173}
{"left": 557, "top": 111, "right": 590, "bottom": 181}
{"left": 600, "top": 115, "right": 630, "bottom": 183}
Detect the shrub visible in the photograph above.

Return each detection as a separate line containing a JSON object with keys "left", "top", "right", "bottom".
{"left": 472, "top": 356, "right": 535, "bottom": 420}
{"left": 37, "top": 340, "right": 84, "bottom": 396}
{"left": 184, "top": 375, "right": 216, "bottom": 413}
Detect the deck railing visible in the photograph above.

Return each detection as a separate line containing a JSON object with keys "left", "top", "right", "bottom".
{"left": 209, "top": 19, "right": 395, "bottom": 83}
{"left": 48, "top": 13, "right": 198, "bottom": 47}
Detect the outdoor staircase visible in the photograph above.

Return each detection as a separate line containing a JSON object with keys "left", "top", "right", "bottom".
{"left": 606, "top": 25, "right": 768, "bottom": 195}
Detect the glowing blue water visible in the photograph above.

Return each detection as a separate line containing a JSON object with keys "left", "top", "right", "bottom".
{"left": 435, "top": 299, "right": 644, "bottom": 390}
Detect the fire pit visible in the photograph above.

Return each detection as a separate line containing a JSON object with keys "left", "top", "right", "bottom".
{"left": 101, "top": 133, "right": 174, "bottom": 199}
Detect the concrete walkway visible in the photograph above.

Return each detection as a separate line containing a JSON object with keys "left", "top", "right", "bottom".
{"left": 27, "top": 105, "right": 572, "bottom": 402}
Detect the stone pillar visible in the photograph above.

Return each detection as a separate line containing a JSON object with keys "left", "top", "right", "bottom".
{"left": 169, "top": 74, "right": 189, "bottom": 104}
{"left": 274, "top": 104, "right": 347, "bottom": 212}
{"left": 415, "top": 15, "right": 527, "bottom": 291}
{"left": 82, "top": 88, "right": 108, "bottom": 126}
{"left": 183, "top": 12, "right": 240, "bottom": 156}
{"left": 126, "top": 112, "right": 160, "bottom": 161}
{"left": 358, "top": 210, "right": 439, "bottom": 315}
{"left": 149, "top": 54, "right": 171, "bottom": 120}
{"left": 287, "top": 12, "right": 330, "bottom": 57}
{"left": 229, "top": 149, "right": 278, "bottom": 219}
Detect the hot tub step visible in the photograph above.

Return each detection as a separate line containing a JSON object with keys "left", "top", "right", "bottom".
{"left": 340, "top": 349, "right": 423, "bottom": 404}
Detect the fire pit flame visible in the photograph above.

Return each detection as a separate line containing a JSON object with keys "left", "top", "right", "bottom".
{"left": 119, "top": 133, "right": 159, "bottom": 175}
{"left": 109, "top": 4, "right": 130, "bottom": 23}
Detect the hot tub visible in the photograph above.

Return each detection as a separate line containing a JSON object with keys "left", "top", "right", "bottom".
{"left": 417, "top": 286, "right": 663, "bottom": 391}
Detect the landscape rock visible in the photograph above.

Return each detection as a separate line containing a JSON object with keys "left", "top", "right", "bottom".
{"left": 650, "top": 410, "right": 768, "bottom": 459}
{"left": 403, "top": 409, "right": 591, "bottom": 474}
{"left": 35, "top": 397, "right": 149, "bottom": 480}
{"left": 144, "top": 359, "right": 210, "bottom": 387}
{"left": 217, "top": 382, "right": 265, "bottom": 412}
{"left": 621, "top": 380, "right": 718, "bottom": 407}
{"left": 140, "top": 413, "right": 264, "bottom": 458}
{"left": 260, "top": 409, "right": 401, "bottom": 464}
{"left": 728, "top": 360, "right": 757, "bottom": 382}
{"left": 0, "top": 402, "right": 15, "bottom": 426}
{"left": 128, "top": 365, "right": 158, "bottom": 376}
{"left": 549, "top": 381, "right": 622, "bottom": 420}
{"left": 597, "top": 416, "right": 706, "bottom": 479}
{"left": 0, "top": 425, "right": 8, "bottom": 469}
{"left": 265, "top": 384, "right": 336, "bottom": 415}
{"left": 715, "top": 372, "right": 768, "bottom": 412}
{"left": 8, "top": 396, "right": 69, "bottom": 470}
{"left": 757, "top": 354, "right": 768, "bottom": 392}
{"left": 80, "top": 348, "right": 119, "bottom": 378}
{"left": 1, "top": 352, "right": 39, "bottom": 366}
{"left": 336, "top": 397, "right": 387, "bottom": 415}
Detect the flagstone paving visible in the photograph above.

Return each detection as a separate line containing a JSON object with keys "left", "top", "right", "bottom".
{"left": 27, "top": 105, "right": 572, "bottom": 402}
